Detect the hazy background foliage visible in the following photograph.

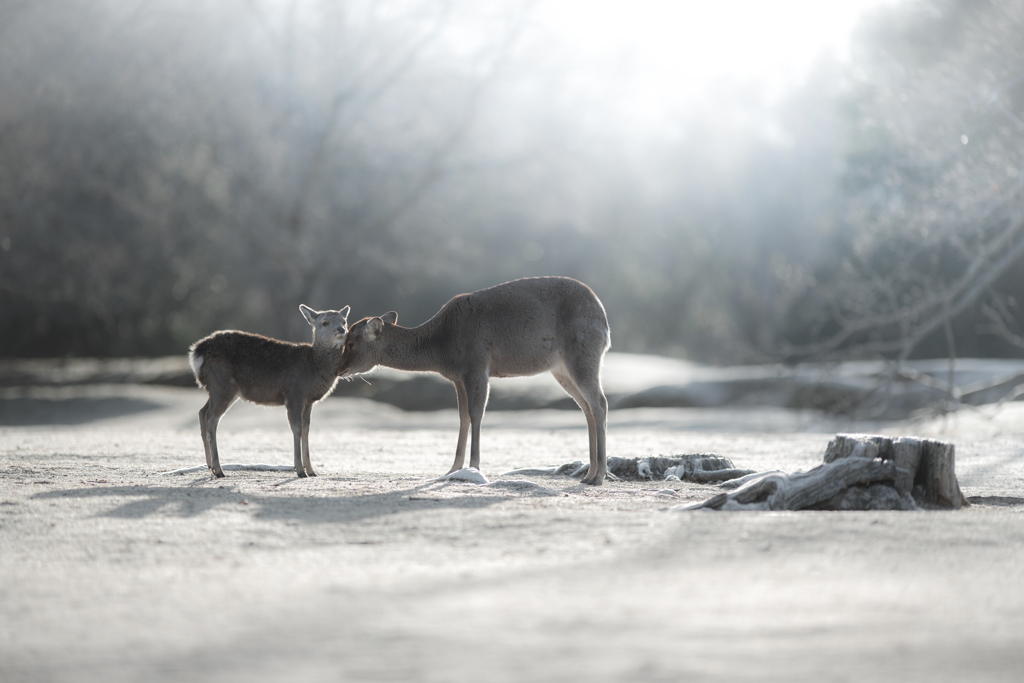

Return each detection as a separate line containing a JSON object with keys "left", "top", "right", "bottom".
{"left": 1, "top": 0, "right": 1023, "bottom": 362}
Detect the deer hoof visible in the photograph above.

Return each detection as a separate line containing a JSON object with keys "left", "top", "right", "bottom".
{"left": 296, "top": 470, "right": 307, "bottom": 478}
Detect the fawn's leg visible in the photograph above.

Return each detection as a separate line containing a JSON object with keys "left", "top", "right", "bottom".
{"left": 448, "top": 380, "right": 471, "bottom": 473}
{"left": 286, "top": 400, "right": 306, "bottom": 478}
{"left": 204, "top": 387, "right": 238, "bottom": 478}
{"left": 299, "top": 402, "right": 316, "bottom": 477}
{"left": 199, "top": 400, "right": 213, "bottom": 471}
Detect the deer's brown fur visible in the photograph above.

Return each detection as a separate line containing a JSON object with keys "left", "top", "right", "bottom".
{"left": 337, "top": 277, "right": 611, "bottom": 484}
{"left": 189, "top": 304, "right": 349, "bottom": 477}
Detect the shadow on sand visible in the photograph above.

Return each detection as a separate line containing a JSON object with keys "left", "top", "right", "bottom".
{"left": 30, "top": 482, "right": 513, "bottom": 524}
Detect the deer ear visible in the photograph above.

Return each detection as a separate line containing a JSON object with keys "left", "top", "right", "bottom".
{"left": 299, "top": 304, "right": 320, "bottom": 326}
{"left": 339, "top": 305, "right": 351, "bottom": 321}
{"left": 381, "top": 311, "right": 398, "bottom": 325}
{"left": 365, "top": 317, "right": 384, "bottom": 340}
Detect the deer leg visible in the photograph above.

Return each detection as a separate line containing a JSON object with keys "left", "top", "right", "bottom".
{"left": 198, "top": 400, "right": 212, "bottom": 471}
{"left": 586, "top": 394, "right": 608, "bottom": 486}
{"left": 286, "top": 400, "right": 306, "bottom": 478}
{"left": 206, "top": 412, "right": 226, "bottom": 478}
{"left": 204, "top": 389, "right": 237, "bottom": 479}
{"left": 579, "top": 385, "right": 608, "bottom": 486}
{"left": 464, "top": 373, "right": 490, "bottom": 471}
{"left": 552, "top": 371, "right": 601, "bottom": 484}
{"left": 448, "top": 380, "right": 471, "bottom": 473}
{"left": 300, "top": 402, "right": 316, "bottom": 477}
{"left": 554, "top": 365, "right": 608, "bottom": 486}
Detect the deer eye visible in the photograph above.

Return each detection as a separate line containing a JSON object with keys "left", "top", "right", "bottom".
{"left": 321, "top": 321, "right": 329, "bottom": 326}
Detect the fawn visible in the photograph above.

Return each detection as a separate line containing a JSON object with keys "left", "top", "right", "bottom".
{"left": 189, "top": 304, "right": 350, "bottom": 477}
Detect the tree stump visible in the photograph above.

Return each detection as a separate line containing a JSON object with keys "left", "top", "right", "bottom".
{"left": 687, "top": 434, "right": 968, "bottom": 511}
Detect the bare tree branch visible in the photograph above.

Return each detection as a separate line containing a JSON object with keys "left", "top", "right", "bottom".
{"left": 286, "top": 2, "right": 453, "bottom": 238}
{"left": 778, "top": 210, "right": 1024, "bottom": 361}
{"left": 981, "top": 298, "right": 1024, "bottom": 350}
{"left": 290, "top": 1, "right": 536, "bottom": 307}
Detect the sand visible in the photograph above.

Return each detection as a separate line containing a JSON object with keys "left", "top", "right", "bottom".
{"left": 2, "top": 384, "right": 1024, "bottom": 682}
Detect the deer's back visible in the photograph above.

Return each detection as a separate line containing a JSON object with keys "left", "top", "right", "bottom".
{"left": 191, "top": 331, "right": 332, "bottom": 404}
{"left": 436, "top": 277, "right": 609, "bottom": 377}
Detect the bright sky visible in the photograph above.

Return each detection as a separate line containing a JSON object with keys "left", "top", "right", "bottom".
{"left": 532, "top": 0, "right": 900, "bottom": 126}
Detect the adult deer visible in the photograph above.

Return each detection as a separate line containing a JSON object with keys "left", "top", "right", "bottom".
{"left": 337, "top": 277, "right": 611, "bottom": 485}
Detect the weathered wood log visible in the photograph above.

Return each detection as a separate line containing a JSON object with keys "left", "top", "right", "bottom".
{"left": 685, "top": 434, "right": 967, "bottom": 511}
{"left": 633, "top": 454, "right": 753, "bottom": 482}
{"left": 689, "top": 457, "right": 899, "bottom": 511}
{"left": 813, "top": 482, "right": 918, "bottom": 511}
{"left": 688, "top": 467, "right": 758, "bottom": 484}
{"left": 509, "top": 454, "right": 754, "bottom": 483}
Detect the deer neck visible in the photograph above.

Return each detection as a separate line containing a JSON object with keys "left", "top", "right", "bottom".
{"left": 311, "top": 342, "right": 344, "bottom": 369}
{"left": 379, "top": 322, "right": 445, "bottom": 373}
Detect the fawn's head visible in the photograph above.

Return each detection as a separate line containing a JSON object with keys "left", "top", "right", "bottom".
{"left": 300, "top": 304, "right": 350, "bottom": 349}
{"left": 337, "top": 311, "right": 398, "bottom": 377}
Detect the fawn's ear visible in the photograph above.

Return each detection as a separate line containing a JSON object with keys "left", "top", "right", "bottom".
{"left": 339, "top": 305, "right": 351, "bottom": 321}
{"left": 365, "top": 317, "right": 384, "bottom": 340}
{"left": 381, "top": 311, "right": 398, "bottom": 325}
{"left": 299, "top": 304, "right": 320, "bottom": 326}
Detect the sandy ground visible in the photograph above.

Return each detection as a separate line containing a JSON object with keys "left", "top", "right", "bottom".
{"left": 2, "top": 384, "right": 1024, "bottom": 682}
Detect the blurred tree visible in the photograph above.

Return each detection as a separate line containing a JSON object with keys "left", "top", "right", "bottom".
{"left": 780, "top": 0, "right": 1024, "bottom": 369}
{"left": 9, "top": 0, "right": 1019, "bottom": 375}
{"left": 6, "top": 0, "right": 834, "bottom": 362}
{"left": 0, "top": 0, "right": 536, "bottom": 355}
